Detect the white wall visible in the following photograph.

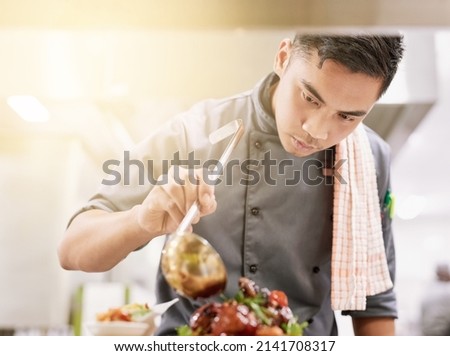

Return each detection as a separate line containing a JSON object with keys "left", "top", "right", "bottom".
{"left": 394, "top": 217, "right": 450, "bottom": 335}
{"left": 0, "top": 135, "right": 85, "bottom": 328}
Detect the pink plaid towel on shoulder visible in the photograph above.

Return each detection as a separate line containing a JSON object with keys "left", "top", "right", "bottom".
{"left": 331, "top": 124, "right": 393, "bottom": 311}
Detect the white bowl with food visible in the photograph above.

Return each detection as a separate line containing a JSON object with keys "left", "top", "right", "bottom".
{"left": 85, "top": 321, "right": 149, "bottom": 336}
{"left": 85, "top": 298, "right": 179, "bottom": 336}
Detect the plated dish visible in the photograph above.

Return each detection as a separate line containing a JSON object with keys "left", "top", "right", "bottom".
{"left": 177, "top": 277, "right": 308, "bottom": 336}
{"left": 85, "top": 298, "right": 179, "bottom": 336}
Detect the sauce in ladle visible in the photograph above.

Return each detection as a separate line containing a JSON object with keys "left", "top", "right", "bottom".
{"left": 161, "top": 232, "right": 227, "bottom": 299}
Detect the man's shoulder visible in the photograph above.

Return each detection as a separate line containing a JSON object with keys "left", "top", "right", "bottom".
{"left": 363, "top": 124, "right": 392, "bottom": 163}
{"left": 185, "top": 74, "right": 270, "bottom": 119}
{"left": 189, "top": 89, "right": 254, "bottom": 115}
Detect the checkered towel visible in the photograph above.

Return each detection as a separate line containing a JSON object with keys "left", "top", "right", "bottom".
{"left": 331, "top": 124, "right": 393, "bottom": 311}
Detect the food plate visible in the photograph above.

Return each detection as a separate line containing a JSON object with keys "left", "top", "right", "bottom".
{"left": 85, "top": 298, "right": 179, "bottom": 336}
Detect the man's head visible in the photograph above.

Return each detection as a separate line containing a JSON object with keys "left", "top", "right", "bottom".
{"left": 292, "top": 34, "right": 404, "bottom": 98}
{"left": 271, "top": 33, "right": 404, "bottom": 157}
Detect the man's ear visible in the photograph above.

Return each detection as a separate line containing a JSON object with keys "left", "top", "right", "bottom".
{"left": 273, "top": 39, "right": 292, "bottom": 76}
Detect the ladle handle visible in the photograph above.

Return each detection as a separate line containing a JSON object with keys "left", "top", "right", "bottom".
{"left": 176, "top": 202, "right": 200, "bottom": 234}
{"left": 175, "top": 119, "right": 244, "bottom": 235}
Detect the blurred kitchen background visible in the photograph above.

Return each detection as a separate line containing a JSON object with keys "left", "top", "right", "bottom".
{"left": 1, "top": 0, "right": 450, "bottom": 335}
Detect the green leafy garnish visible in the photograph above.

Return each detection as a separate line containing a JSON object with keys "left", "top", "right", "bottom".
{"left": 234, "top": 290, "right": 272, "bottom": 325}
{"left": 176, "top": 325, "right": 193, "bottom": 336}
{"left": 248, "top": 301, "right": 271, "bottom": 325}
{"left": 282, "top": 318, "right": 309, "bottom": 336}
{"left": 121, "top": 303, "right": 151, "bottom": 320}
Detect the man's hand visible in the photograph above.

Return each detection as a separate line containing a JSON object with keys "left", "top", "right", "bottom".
{"left": 136, "top": 166, "right": 217, "bottom": 236}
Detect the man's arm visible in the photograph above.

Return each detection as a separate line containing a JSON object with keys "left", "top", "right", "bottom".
{"left": 58, "top": 167, "right": 216, "bottom": 272}
{"left": 58, "top": 207, "right": 153, "bottom": 272}
{"left": 352, "top": 317, "right": 395, "bottom": 336}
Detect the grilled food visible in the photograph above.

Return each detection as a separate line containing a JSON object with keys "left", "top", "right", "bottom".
{"left": 177, "top": 277, "right": 308, "bottom": 336}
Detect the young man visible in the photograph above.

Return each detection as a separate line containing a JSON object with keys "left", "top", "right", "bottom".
{"left": 58, "top": 33, "right": 404, "bottom": 335}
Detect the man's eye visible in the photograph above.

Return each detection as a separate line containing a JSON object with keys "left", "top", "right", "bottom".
{"left": 338, "top": 113, "right": 355, "bottom": 121}
{"left": 302, "top": 92, "right": 319, "bottom": 106}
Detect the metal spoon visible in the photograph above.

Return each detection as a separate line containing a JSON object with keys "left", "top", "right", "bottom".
{"left": 160, "top": 119, "right": 244, "bottom": 299}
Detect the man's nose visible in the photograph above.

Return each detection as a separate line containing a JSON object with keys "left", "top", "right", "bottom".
{"left": 301, "top": 114, "right": 328, "bottom": 141}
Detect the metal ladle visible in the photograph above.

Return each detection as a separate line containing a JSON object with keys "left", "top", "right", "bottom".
{"left": 160, "top": 119, "right": 244, "bottom": 299}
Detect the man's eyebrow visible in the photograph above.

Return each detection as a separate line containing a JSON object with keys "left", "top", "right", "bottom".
{"left": 301, "top": 80, "right": 367, "bottom": 117}
{"left": 302, "top": 80, "right": 326, "bottom": 104}
{"left": 339, "top": 109, "right": 367, "bottom": 117}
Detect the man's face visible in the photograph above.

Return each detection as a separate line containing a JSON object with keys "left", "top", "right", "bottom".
{"left": 272, "top": 39, "right": 383, "bottom": 157}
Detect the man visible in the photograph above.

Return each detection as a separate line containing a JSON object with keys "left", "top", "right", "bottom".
{"left": 58, "top": 33, "right": 404, "bottom": 335}
{"left": 421, "top": 263, "right": 450, "bottom": 335}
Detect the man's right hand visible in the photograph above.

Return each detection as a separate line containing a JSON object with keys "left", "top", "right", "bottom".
{"left": 135, "top": 166, "right": 217, "bottom": 236}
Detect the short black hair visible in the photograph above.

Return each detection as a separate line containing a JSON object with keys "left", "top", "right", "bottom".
{"left": 292, "top": 33, "right": 405, "bottom": 98}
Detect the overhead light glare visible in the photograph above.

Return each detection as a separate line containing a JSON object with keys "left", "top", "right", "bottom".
{"left": 396, "top": 195, "right": 427, "bottom": 220}
{"left": 7, "top": 95, "right": 50, "bottom": 122}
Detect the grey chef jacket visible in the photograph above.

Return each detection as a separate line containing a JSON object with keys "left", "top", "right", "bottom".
{"left": 72, "top": 73, "right": 397, "bottom": 335}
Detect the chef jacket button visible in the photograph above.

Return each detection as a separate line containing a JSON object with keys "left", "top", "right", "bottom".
{"left": 251, "top": 207, "right": 260, "bottom": 216}
{"left": 255, "top": 141, "right": 262, "bottom": 149}
{"left": 312, "top": 266, "right": 320, "bottom": 273}
{"left": 249, "top": 264, "right": 258, "bottom": 273}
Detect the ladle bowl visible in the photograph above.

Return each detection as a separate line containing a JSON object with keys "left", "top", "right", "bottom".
{"left": 160, "top": 231, "right": 227, "bottom": 299}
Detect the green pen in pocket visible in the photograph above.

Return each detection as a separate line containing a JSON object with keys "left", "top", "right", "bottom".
{"left": 384, "top": 190, "right": 395, "bottom": 219}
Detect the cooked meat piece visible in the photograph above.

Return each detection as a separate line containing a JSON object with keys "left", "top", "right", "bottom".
{"left": 210, "top": 302, "right": 258, "bottom": 335}
{"left": 190, "top": 301, "right": 258, "bottom": 335}
{"left": 190, "top": 302, "right": 220, "bottom": 334}
{"left": 239, "top": 277, "right": 259, "bottom": 297}
{"left": 255, "top": 325, "right": 285, "bottom": 336}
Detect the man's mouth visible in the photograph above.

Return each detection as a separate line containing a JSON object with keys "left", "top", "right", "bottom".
{"left": 292, "top": 136, "right": 316, "bottom": 151}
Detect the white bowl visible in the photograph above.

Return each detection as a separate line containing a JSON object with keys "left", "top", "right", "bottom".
{"left": 85, "top": 321, "right": 149, "bottom": 336}
{"left": 84, "top": 298, "right": 179, "bottom": 336}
